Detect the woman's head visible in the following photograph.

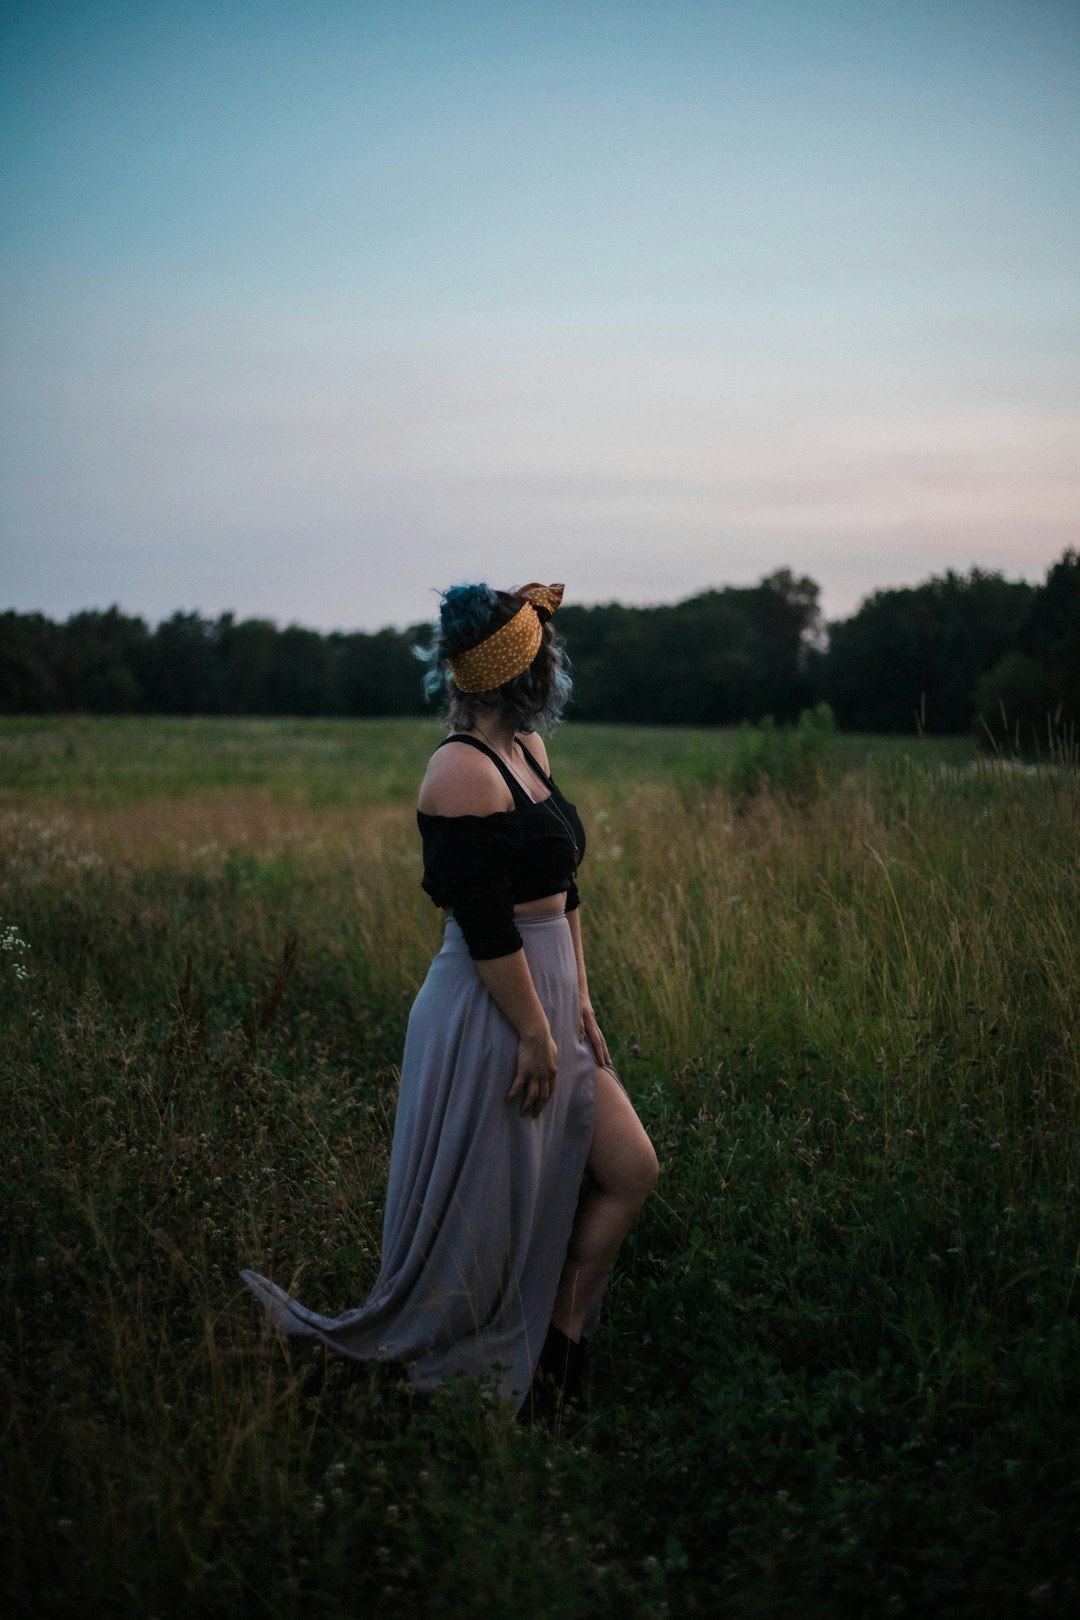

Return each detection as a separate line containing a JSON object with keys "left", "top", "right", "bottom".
{"left": 419, "top": 582, "right": 573, "bottom": 732}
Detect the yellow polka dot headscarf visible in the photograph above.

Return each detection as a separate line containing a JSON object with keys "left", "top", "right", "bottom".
{"left": 448, "top": 583, "right": 565, "bottom": 694}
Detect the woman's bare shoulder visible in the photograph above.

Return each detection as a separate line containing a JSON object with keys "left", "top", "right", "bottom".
{"left": 417, "top": 739, "right": 515, "bottom": 817}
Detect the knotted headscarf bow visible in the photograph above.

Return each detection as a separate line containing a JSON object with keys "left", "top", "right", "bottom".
{"left": 512, "top": 582, "right": 564, "bottom": 622}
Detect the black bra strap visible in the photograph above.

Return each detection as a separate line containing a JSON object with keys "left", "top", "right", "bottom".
{"left": 436, "top": 734, "right": 532, "bottom": 807}
{"left": 515, "top": 737, "right": 554, "bottom": 789}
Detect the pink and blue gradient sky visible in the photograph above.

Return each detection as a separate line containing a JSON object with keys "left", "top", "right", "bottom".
{"left": 2, "top": 0, "right": 1077, "bottom": 630}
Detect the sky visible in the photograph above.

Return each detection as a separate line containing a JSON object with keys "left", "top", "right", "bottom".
{"left": 2, "top": 0, "right": 1078, "bottom": 632}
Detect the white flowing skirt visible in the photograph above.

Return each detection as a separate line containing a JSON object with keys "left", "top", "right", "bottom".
{"left": 240, "top": 912, "right": 615, "bottom": 1406}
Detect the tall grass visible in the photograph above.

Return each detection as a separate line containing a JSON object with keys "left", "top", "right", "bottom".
{"left": 2, "top": 719, "right": 1078, "bottom": 1617}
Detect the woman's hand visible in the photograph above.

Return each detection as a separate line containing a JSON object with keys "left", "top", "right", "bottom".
{"left": 506, "top": 1029, "right": 559, "bottom": 1118}
{"left": 579, "top": 1001, "right": 611, "bottom": 1067}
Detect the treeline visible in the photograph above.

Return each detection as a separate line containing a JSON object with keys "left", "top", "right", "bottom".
{"left": 819, "top": 549, "right": 1078, "bottom": 739}
{"left": 0, "top": 613, "right": 432, "bottom": 720}
{"left": 2, "top": 551, "right": 1077, "bottom": 738}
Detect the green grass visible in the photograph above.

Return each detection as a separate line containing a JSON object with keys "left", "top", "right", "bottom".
{"left": 2, "top": 718, "right": 1078, "bottom": 1618}
{"left": 0, "top": 713, "right": 976, "bottom": 807}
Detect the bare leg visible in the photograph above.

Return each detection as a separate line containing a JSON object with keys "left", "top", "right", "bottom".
{"left": 549, "top": 1066, "right": 659, "bottom": 1343}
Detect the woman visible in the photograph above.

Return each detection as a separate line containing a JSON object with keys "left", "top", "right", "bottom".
{"left": 240, "top": 581, "right": 658, "bottom": 1419}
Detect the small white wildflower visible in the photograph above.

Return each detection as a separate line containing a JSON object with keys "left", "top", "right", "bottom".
{"left": 1, "top": 920, "right": 32, "bottom": 986}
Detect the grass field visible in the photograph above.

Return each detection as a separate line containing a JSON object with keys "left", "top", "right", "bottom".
{"left": 2, "top": 716, "right": 1078, "bottom": 1618}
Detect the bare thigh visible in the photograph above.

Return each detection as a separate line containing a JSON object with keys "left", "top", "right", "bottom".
{"left": 585, "top": 1065, "right": 660, "bottom": 1203}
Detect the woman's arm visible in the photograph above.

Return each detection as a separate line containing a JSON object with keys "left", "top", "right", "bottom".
{"left": 519, "top": 734, "right": 608, "bottom": 1064}
{"left": 476, "top": 952, "right": 558, "bottom": 1118}
{"left": 566, "top": 904, "right": 611, "bottom": 1066}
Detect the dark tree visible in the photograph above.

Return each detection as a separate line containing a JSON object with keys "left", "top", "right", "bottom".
{"left": 59, "top": 608, "right": 149, "bottom": 711}
{"left": 336, "top": 628, "right": 429, "bottom": 717}
{"left": 142, "top": 612, "right": 226, "bottom": 714}
{"left": 554, "top": 602, "right": 640, "bottom": 721}
{"left": 0, "top": 607, "right": 149, "bottom": 713}
{"left": 740, "top": 569, "right": 823, "bottom": 721}
{"left": 1022, "top": 548, "right": 1080, "bottom": 709}
{"left": 263, "top": 624, "right": 340, "bottom": 716}
{"left": 0, "top": 611, "right": 63, "bottom": 712}
{"left": 823, "top": 569, "right": 1034, "bottom": 733}
{"left": 558, "top": 572, "right": 822, "bottom": 725}
{"left": 975, "top": 549, "right": 1080, "bottom": 746}
{"left": 218, "top": 616, "right": 280, "bottom": 714}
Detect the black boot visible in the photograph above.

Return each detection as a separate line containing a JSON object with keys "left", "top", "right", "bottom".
{"left": 520, "top": 1324, "right": 589, "bottom": 1426}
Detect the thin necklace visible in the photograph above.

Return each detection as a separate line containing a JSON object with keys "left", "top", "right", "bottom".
{"left": 512, "top": 741, "right": 581, "bottom": 871}
{"left": 468, "top": 722, "right": 517, "bottom": 768}
{"left": 538, "top": 789, "right": 581, "bottom": 872}
{"left": 470, "top": 726, "right": 539, "bottom": 796}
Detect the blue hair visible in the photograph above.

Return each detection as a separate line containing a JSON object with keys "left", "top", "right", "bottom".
{"left": 417, "top": 583, "right": 501, "bottom": 701}
{"left": 439, "top": 583, "right": 500, "bottom": 649}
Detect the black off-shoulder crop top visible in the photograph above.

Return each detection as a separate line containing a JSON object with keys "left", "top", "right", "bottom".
{"left": 417, "top": 735, "right": 586, "bottom": 960}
